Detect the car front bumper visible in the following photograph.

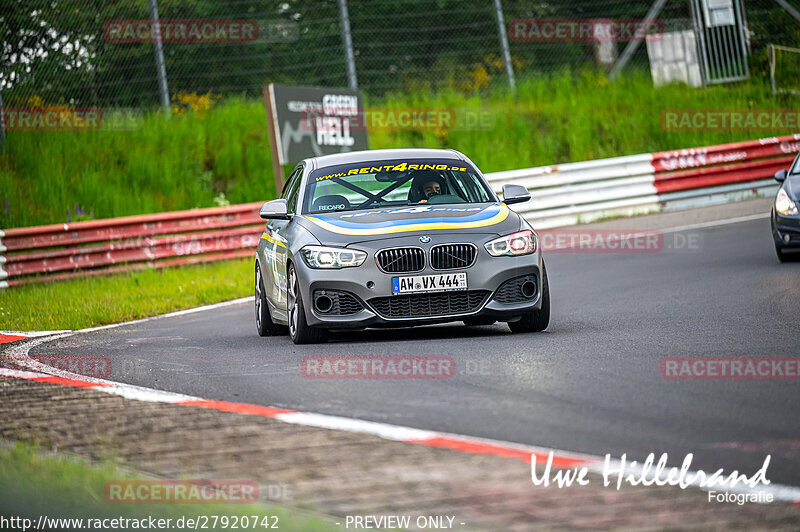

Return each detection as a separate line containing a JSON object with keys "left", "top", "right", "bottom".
{"left": 292, "top": 233, "right": 544, "bottom": 329}
{"left": 772, "top": 208, "right": 800, "bottom": 249}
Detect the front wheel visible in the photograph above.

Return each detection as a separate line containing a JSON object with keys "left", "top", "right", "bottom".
{"left": 255, "top": 262, "right": 288, "bottom": 337}
{"left": 287, "top": 264, "right": 328, "bottom": 344}
{"left": 508, "top": 261, "right": 550, "bottom": 333}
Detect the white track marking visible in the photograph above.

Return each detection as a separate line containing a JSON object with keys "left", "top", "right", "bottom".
{"left": 0, "top": 368, "right": 51, "bottom": 379}
{"left": 77, "top": 296, "right": 252, "bottom": 333}
{"left": 97, "top": 382, "right": 200, "bottom": 403}
{"left": 275, "top": 412, "right": 438, "bottom": 441}
{"left": 654, "top": 213, "right": 770, "bottom": 235}
{"left": 1, "top": 330, "right": 72, "bottom": 337}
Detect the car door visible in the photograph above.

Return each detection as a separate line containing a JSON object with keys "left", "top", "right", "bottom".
{"left": 266, "top": 166, "right": 303, "bottom": 317}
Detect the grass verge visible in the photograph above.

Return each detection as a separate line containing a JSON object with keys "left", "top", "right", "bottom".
{"left": 0, "top": 259, "right": 251, "bottom": 331}
{"left": 0, "top": 442, "right": 337, "bottom": 531}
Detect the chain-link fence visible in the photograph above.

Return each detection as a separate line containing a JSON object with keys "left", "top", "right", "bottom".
{"left": 2, "top": 0, "right": 800, "bottom": 110}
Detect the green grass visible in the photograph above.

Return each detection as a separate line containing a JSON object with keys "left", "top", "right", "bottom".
{"left": 1, "top": 99, "right": 279, "bottom": 228}
{"left": 0, "top": 442, "right": 338, "bottom": 531}
{"left": 0, "top": 259, "right": 252, "bottom": 331}
{"left": 2, "top": 70, "right": 796, "bottom": 229}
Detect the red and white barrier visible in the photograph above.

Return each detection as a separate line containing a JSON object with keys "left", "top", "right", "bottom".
{"left": 1, "top": 134, "right": 797, "bottom": 286}
{"left": 487, "top": 134, "right": 799, "bottom": 228}
{"left": 0, "top": 202, "right": 263, "bottom": 287}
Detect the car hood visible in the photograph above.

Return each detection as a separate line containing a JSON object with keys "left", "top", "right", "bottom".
{"left": 784, "top": 174, "right": 800, "bottom": 200}
{"left": 295, "top": 202, "right": 524, "bottom": 247}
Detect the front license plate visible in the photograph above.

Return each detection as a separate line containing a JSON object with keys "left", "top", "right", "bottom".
{"left": 392, "top": 273, "right": 467, "bottom": 295}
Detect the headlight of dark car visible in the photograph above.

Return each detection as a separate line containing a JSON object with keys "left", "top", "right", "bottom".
{"left": 776, "top": 189, "right": 798, "bottom": 216}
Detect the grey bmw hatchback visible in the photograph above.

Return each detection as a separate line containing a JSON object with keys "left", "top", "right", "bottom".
{"left": 255, "top": 148, "right": 549, "bottom": 344}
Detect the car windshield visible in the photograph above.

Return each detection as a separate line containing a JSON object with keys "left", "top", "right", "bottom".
{"left": 303, "top": 158, "right": 495, "bottom": 214}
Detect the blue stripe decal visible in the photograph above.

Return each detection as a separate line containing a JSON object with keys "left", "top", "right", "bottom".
{"left": 309, "top": 204, "right": 503, "bottom": 229}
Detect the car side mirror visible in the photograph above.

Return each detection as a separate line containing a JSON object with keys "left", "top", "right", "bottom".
{"left": 775, "top": 170, "right": 788, "bottom": 183}
{"left": 501, "top": 184, "right": 531, "bottom": 205}
{"left": 260, "top": 199, "right": 291, "bottom": 220}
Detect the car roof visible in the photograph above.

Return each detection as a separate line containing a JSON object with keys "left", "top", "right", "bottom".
{"left": 304, "top": 148, "right": 466, "bottom": 171}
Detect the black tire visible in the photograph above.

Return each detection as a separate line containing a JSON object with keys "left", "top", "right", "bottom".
{"left": 255, "top": 262, "right": 288, "bottom": 337}
{"left": 776, "top": 243, "right": 786, "bottom": 263}
{"left": 287, "top": 263, "right": 328, "bottom": 344}
{"left": 508, "top": 261, "right": 550, "bottom": 333}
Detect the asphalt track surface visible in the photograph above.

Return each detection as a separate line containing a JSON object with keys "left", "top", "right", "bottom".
{"left": 30, "top": 211, "right": 800, "bottom": 486}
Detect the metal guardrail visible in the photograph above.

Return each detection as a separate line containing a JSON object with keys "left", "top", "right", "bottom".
{"left": 0, "top": 202, "right": 263, "bottom": 287}
{"left": 486, "top": 134, "right": 799, "bottom": 228}
{"left": 1, "top": 134, "right": 797, "bottom": 287}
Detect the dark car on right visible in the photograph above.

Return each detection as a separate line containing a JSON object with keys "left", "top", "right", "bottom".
{"left": 772, "top": 154, "right": 800, "bottom": 262}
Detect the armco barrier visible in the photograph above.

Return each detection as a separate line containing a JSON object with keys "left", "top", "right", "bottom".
{"left": 0, "top": 202, "right": 263, "bottom": 287}
{"left": 486, "top": 134, "right": 800, "bottom": 228}
{"left": 1, "top": 134, "right": 797, "bottom": 287}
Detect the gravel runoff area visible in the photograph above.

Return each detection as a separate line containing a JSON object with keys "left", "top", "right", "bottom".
{"left": 1, "top": 376, "right": 799, "bottom": 531}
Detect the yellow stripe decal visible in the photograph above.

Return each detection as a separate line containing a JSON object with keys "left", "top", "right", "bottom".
{"left": 305, "top": 205, "right": 509, "bottom": 236}
{"left": 260, "top": 232, "right": 287, "bottom": 247}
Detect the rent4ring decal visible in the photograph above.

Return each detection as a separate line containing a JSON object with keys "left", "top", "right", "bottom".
{"left": 316, "top": 162, "right": 468, "bottom": 181}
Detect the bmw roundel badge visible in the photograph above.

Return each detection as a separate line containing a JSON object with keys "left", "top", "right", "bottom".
{"left": 419, "top": 236, "right": 431, "bottom": 243}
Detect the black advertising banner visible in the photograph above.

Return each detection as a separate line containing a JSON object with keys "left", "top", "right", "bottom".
{"left": 265, "top": 84, "right": 369, "bottom": 167}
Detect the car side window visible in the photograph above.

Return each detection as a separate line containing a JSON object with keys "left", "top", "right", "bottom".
{"left": 282, "top": 168, "right": 299, "bottom": 199}
{"left": 284, "top": 166, "right": 303, "bottom": 214}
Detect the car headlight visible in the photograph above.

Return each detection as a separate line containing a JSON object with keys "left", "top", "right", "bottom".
{"left": 301, "top": 245, "right": 367, "bottom": 268}
{"left": 484, "top": 229, "right": 537, "bottom": 256}
{"left": 776, "top": 189, "right": 798, "bottom": 216}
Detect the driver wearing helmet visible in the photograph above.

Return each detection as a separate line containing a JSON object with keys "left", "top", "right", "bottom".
{"left": 408, "top": 171, "right": 446, "bottom": 204}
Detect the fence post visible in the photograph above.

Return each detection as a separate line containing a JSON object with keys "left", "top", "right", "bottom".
{"left": 338, "top": 0, "right": 358, "bottom": 90}
{"left": 609, "top": 0, "right": 668, "bottom": 80}
{"left": 492, "top": 0, "right": 516, "bottom": 91}
{"left": 0, "top": 86, "right": 6, "bottom": 154}
{"left": 148, "top": 0, "right": 171, "bottom": 115}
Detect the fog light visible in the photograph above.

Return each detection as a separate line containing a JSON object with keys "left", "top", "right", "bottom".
{"left": 314, "top": 294, "right": 333, "bottom": 313}
{"left": 520, "top": 280, "right": 536, "bottom": 298}
{"left": 784, "top": 234, "right": 791, "bottom": 244}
